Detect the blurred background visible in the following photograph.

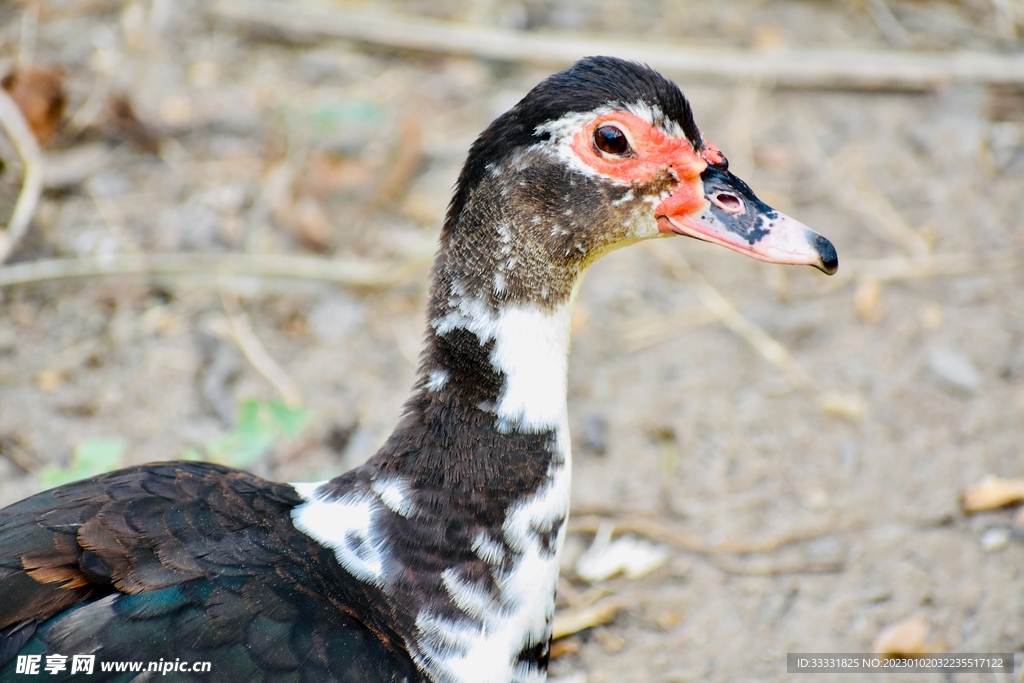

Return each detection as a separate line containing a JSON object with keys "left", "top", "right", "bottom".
{"left": 1, "top": 0, "right": 1024, "bottom": 681}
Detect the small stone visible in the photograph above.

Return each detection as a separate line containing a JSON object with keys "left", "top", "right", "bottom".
{"left": 34, "top": 368, "right": 65, "bottom": 392}
{"left": 981, "top": 527, "right": 1011, "bottom": 553}
{"left": 803, "top": 487, "right": 831, "bottom": 512}
{"left": 862, "top": 587, "right": 892, "bottom": 604}
{"left": 85, "top": 171, "right": 130, "bottom": 198}
{"left": 308, "top": 294, "right": 366, "bottom": 343}
{"left": 920, "top": 303, "right": 944, "bottom": 329}
{"left": 577, "top": 414, "right": 608, "bottom": 456}
{"left": 927, "top": 346, "right": 983, "bottom": 394}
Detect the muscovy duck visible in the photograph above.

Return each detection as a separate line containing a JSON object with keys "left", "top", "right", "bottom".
{"left": 0, "top": 56, "right": 836, "bottom": 683}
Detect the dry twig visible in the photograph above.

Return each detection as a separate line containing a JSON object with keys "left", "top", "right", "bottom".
{"left": 0, "top": 86, "right": 44, "bottom": 264}
{"left": 646, "top": 244, "right": 865, "bottom": 418}
{"left": 798, "top": 133, "right": 930, "bottom": 258}
{"left": 218, "top": 292, "right": 303, "bottom": 408}
{"left": 211, "top": 0, "right": 1024, "bottom": 90}
{"left": 569, "top": 514, "right": 854, "bottom": 556}
{"left": 0, "top": 435, "right": 38, "bottom": 473}
{"left": 0, "top": 251, "right": 433, "bottom": 290}
{"left": 649, "top": 245, "right": 813, "bottom": 387}
{"left": 707, "top": 555, "right": 844, "bottom": 576}
{"left": 620, "top": 307, "right": 719, "bottom": 352}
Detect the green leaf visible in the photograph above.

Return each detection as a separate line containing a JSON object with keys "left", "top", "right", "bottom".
{"left": 179, "top": 448, "right": 204, "bottom": 461}
{"left": 268, "top": 401, "right": 309, "bottom": 437}
{"left": 40, "top": 437, "right": 126, "bottom": 488}
{"left": 236, "top": 399, "right": 265, "bottom": 435}
{"left": 74, "top": 438, "right": 126, "bottom": 472}
{"left": 179, "top": 399, "right": 311, "bottom": 468}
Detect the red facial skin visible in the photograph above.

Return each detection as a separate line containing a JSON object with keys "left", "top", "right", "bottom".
{"left": 569, "top": 111, "right": 711, "bottom": 226}
{"left": 568, "top": 110, "right": 837, "bottom": 275}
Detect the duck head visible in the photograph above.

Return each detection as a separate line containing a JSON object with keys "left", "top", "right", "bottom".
{"left": 438, "top": 56, "right": 836, "bottom": 311}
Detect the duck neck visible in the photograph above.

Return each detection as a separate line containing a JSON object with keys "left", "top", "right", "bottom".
{"left": 368, "top": 238, "right": 581, "bottom": 507}
{"left": 423, "top": 280, "right": 577, "bottom": 436}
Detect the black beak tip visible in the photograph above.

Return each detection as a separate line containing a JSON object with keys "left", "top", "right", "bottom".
{"left": 809, "top": 232, "right": 838, "bottom": 276}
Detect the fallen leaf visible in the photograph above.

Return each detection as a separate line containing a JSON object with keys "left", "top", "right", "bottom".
{"left": 106, "top": 95, "right": 160, "bottom": 153}
{"left": 651, "top": 609, "right": 684, "bottom": 630}
{"left": 919, "top": 302, "right": 943, "bottom": 329}
{"left": 299, "top": 150, "right": 375, "bottom": 199}
{"left": 286, "top": 195, "right": 334, "bottom": 253}
{"left": 575, "top": 522, "right": 669, "bottom": 582}
{"left": 552, "top": 596, "right": 628, "bottom": 640}
{"left": 872, "top": 616, "right": 943, "bottom": 656}
{"left": 549, "top": 637, "right": 582, "bottom": 659}
{"left": 1, "top": 65, "right": 66, "bottom": 145}
{"left": 819, "top": 391, "right": 867, "bottom": 420}
{"left": 961, "top": 475, "right": 1024, "bottom": 513}
{"left": 34, "top": 368, "right": 66, "bottom": 392}
{"left": 752, "top": 24, "right": 785, "bottom": 50}
{"left": 854, "top": 278, "right": 882, "bottom": 322}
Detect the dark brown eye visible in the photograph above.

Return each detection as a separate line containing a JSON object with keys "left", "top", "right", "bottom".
{"left": 594, "top": 125, "right": 630, "bottom": 156}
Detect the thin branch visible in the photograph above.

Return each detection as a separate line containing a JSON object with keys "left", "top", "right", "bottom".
{"left": 647, "top": 243, "right": 866, "bottom": 419}
{"left": 619, "top": 250, "right": 1024, "bottom": 350}
{"left": 797, "top": 131, "right": 930, "bottom": 258}
{"left": 649, "top": 245, "right": 816, "bottom": 390}
{"left": 552, "top": 596, "right": 630, "bottom": 640}
{"left": 0, "top": 251, "right": 434, "bottom": 289}
{"left": 868, "top": 0, "right": 912, "bottom": 48}
{"left": 707, "top": 555, "right": 844, "bottom": 576}
{"left": 219, "top": 292, "right": 304, "bottom": 408}
{"left": 569, "top": 514, "right": 857, "bottom": 556}
{"left": 18, "top": 2, "right": 39, "bottom": 68}
{"left": 0, "top": 87, "right": 44, "bottom": 264}
{"left": 211, "top": 0, "right": 1024, "bottom": 90}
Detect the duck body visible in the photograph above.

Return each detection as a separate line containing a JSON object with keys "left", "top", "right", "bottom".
{"left": 0, "top": 57, "right": 836, "bottom": 683}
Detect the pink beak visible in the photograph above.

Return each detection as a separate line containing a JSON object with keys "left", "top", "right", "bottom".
{"left": 658, "top": 165, "right": 838, "bottom": 275}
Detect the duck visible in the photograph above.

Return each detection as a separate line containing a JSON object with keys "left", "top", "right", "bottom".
{"left": 0, "top": 56, "right": 836, "bottom": 683}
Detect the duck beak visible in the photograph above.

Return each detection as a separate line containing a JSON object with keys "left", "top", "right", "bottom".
{"left": 657, "top": 165, "right": 838, "bottom": 275}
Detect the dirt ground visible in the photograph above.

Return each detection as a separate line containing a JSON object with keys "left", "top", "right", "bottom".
{"left": 1, "top": 1, "right": 1024, "bottom": 681}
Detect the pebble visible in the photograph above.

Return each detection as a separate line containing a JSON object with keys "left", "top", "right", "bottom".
{"left": 981, "top": 527, "right": 1011, "bottom": 553}
{"left": 308, "top": 294, "right": 366, "bottom": 343}
{"left": 577, "top": 414, "right": 608, "bottom": 456}
{"left": 927, "top": 346, "right": 983, "bottom": 394}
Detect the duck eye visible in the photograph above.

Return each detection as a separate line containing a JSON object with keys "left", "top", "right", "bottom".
{"left": 594, "top": 125, "right": 630, "bottom": 156}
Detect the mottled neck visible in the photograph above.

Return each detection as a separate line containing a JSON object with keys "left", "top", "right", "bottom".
{"left": 307, "top": 218, "right": 583, "bottom": 683}
{"left": 420, "top": 270, "right": 577, "bottom": 434}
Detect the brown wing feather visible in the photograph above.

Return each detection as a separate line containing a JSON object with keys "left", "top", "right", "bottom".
{"left": 0, "top": 462, "right": 297, "bottom": 630}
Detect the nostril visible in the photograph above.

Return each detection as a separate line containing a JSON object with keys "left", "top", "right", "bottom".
{"left": 713, "top": 193, "right": 742, "bottom": 213}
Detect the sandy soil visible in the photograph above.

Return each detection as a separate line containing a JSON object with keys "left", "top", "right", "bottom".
{"left": 1, "top": 1, "right": 1024, "bottom": 681}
